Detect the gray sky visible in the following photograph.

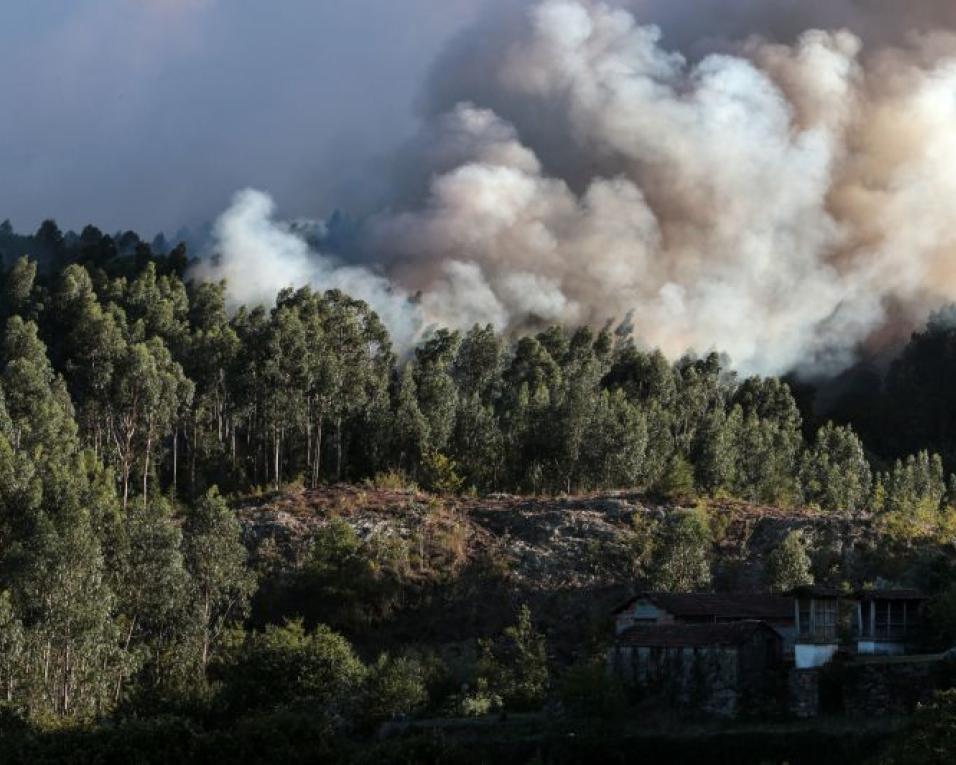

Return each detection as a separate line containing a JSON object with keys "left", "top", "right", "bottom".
{"left": 4, "top": 0, "right": 952, "bottom": 238}
{"left": 0, "top": 0, "right": 493, "bottom": 235}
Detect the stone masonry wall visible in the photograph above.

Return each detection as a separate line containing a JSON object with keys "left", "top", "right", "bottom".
{"left": 842, "top": 658, "right": 943, "bottom": 718}
{"left": 789, "top": 669, "right": 820, "bottom": 719}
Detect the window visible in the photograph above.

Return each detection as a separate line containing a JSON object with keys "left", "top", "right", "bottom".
{"left": 816, "top": 599, "right": 837, "bottom": 641}
{"left": 799, "top": 599, "right": 811, "bottom": 638}
{"left": 875, "top": 600, "right": 889, "bottom": 638}
{"left": 889, "top": 601, "right": 905, "bottom": 638}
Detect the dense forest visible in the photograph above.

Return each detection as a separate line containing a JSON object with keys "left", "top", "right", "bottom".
{"left": 1, "top": 219, "right": 955, "bottom": 763}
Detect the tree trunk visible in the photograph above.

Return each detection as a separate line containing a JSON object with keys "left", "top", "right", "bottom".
{"left": 190, "top": 423, "right": 197, "bottom": 498}
{"left": 274, "top": 427, "right": 281, "bottom": 491}
{"left": 336, "top": 416, "right": 343, "bottom": 481}
{"left": 312, "top": 413, "right": 323, "bottom": 489}
{"left": 122, "top": 462, "right": 130, "bottom": 512}
{"left": 172, "top": 426, "right": 178, "bottom": 495}
{"left": 143, "top": 434, "right": 151, "bottom": 507}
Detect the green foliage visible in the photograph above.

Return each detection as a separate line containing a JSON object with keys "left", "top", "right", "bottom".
{"left": 801, "top": 423, "right": 872, "bottom": 513}
{"left": 361, "top": 653, "right": 428, "bottom": 725}
{"left": 366, "top": 469, "right": 417, "bottom": 492}
{"left": 183, "top": 488, "right": 256, "bottom": 673}
{"left": 7, "top": 227, "right": 956, "bottom": 747}
{"left": 929, "top": 583, "right": 956, "bottom": 643}
{"left": 0, "top": 251, "right": 887, "bottom": 503}
{"left": 214, "top": 619, "right": 366, "bottom": 716}
{"left": 297, "top": 519, "right": 408, "bottom": 631}
{"left": 558, "top": 656, "right": 626, "bottom": 719}
{"left": 875, "top": 452, "right": 949, "bottom": 543}
{"left": 421, "top": 449, "right": 465, "bottom": 495}
{"left": 460, "top": 677, "right": 502, "bottom": 718}
{"left": 766, "top": 530, "right": 814, "bottom": 593}
{"left": 476, "top": 605, "right": 549, "bottom": 712}
{"left": 651, "top": 508, "right": 713, "bottom": 592}
{"left": 656, "top": 453, "right": 696, "bottom": 499}
{"left": 877, "top": 690, "right": 956, "bottom": 764}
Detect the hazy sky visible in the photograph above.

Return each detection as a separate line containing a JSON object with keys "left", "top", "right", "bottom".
{"left": 0, "top": 0, "right": 493, "bottom": 235}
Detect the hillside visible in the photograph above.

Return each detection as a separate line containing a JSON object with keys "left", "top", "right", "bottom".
{"left": 235, "top": 485, "right": 893, "bottom": 661}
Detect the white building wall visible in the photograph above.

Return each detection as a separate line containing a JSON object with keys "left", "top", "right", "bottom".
{"left": 795, "top": 643, "right": 838, "bottom": 669}
{"left": 857, "top": 640, "right": 906, "bottom": 656}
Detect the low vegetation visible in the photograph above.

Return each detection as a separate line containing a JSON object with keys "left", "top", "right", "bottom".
{"left": 1, "top": 232, "right": 956, "bottom": 760}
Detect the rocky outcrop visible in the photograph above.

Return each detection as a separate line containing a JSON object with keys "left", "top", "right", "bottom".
{"left": 236, "top": 485, "right": 876, "bottom": 593}
{"left": 234, "top": 486, "right": 890, "bottom": 658}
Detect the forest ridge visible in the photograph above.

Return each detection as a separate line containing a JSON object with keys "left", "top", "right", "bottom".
{"left": 1, "top": 221, "right": 955, "bottom": 762}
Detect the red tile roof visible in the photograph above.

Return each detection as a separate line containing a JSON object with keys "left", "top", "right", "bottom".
{"left": 616, "top": 620, "right": 780, "bottom": 648}
{"left": 856, "top": 589, "right": 927, "bottom": 602}
{"left": 614, "top": 592, "right": 793, "bottom": 621}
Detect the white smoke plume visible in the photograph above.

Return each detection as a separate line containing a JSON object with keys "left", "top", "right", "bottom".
{"left": 198, "top": 0, "right": 956, "bottom": 375}
{"left": 192, "top": 189, "right": 423, "bottom": 347}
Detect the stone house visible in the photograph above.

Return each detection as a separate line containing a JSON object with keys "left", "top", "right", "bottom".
{"left": 789, "top": 586, "right": 930, "bottom": 667}
{"left": 613, "top": 592, "right": 796, "bottom": 651}
{"left": 855, "top": 589, "right": 927, "bottom": 656}
{"left": 790, "top": 586, "right": 844, "bottom": 669}
{"left": 608, "top": 620, "right": 783, "bottom": 719}
{"left": 610, "top": 587, "right": 939, "bottom": 720}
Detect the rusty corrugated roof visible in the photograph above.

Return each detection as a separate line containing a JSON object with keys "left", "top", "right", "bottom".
{"left": 856, "top": 589, "right": 927, "bottom": 602}
{"left": 614, "top": 592, "right": 793, "bottom": 621}
{"left": 616, "top": 620, "right": 780, "bottom": 648}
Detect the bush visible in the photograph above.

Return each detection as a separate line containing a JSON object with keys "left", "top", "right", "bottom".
{"left": 559, "top": 657, "right": 626, "bottom": 719}
{"left": 296, "top": 519, "right": 408, "bottom": 630}
{"left": 656, "top": 453, "right": 696, "bottom": 499}
{"left": 877, "top": 689, "right": 956, "bottom": 764}
{"left": 214, "top": 620, "right": 366, "bottom": 716}
{"left": 650, "top": 508, "right": 713, "bottom": 592}
{"left": 460, "top": 678, "right": 502, "bottom": 718}
{"left": 421, "top": 450, "right": 465, "bottom": 495}
{"left": 476, "top": 605, "right": 549, "bottom": 712}
{"left": 766, "top": 530, "right": 814, "bottom": 593}
{"left": 361, "top": 654, "right": 428, "bottom": 726}
{"left": 366, "top": 470, "right": 418, "bottom": 492}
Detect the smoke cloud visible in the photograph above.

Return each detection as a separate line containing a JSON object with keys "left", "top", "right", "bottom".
{"left": 200, "top": 0, "right": 956, "bottom": 375}
{"left": 193, "top": 189, "right": 423, "bottom": 347}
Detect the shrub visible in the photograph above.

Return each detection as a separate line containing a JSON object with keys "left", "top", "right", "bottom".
{"left": 476, "top": 605, "right": 549, "bottom": 712}
{"left": 296, "top": 519, "right": 407, "bottom": 630}
{"left": 766, "top": 530, "right": 814, "bottom": 593}
{"left": 877, "top": 689, "right": 956, "bottom": 764}
{"left": 214, "top": 620, "right": 366, "bottom": 716}
{"left": 460, "top": 678, "right": 502, "bottom": 717}
{"left": 650, "top": 508, "right": 713, "bottom": 592}
{"left": 421, "top": 450, "right": 465, "bottom": 495}
{"left": 361, "top": 654, "right": 428, "bottom": 726}
{"left": 656, "top": 453, "right": 696, "bottom": 499}
{"left": 559, "top": 657, "right": 626, "bottom": 719}
{"left": 366, "top": 470, "right": 418, "bottom": 492}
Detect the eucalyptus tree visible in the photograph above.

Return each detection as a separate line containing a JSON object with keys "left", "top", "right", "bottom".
{"left": 260, "top": 301, "right": 309, "bottom": 489}
{"left": 800, "top": 422, "right": 872, "bottom": 513}
{"left": 414, "top": 328, "right": 461, "bottom": 454}
{"left": 2, "top": 256, "right": 37, "bottom": 320}
{"left": 122, "top": 261, "right": 190, "bottom": 351}
{"left": 582, "top": 389, "right": 647, "bottom": 489}
{"left": 113, "top": 497, "right": 195, "bottom": 702}
{"left": 183, "top": 488, "right": 256, "bottom": 674}
{"left": 317, "top": 290, "right": 393, "bottom": 481}
{"left": 49, "top": 265, "right": 126, "bottom": 459}
{"left": 181, "top": 280, "right": 240, "bottom": 492}
{"left": 693, "top": 405, "right": 739, "bottom": 495}
{"left": 453, "top": 323, "right": 503, "bottom": 403}
{"left": 392, "top": 364, "right": 429, "bottom": 478}
{"left": 109, "top": 338, "right": 193, "bottom": 509}
{"left": 0, "top": 320, "right": 126, "bottom": 721}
